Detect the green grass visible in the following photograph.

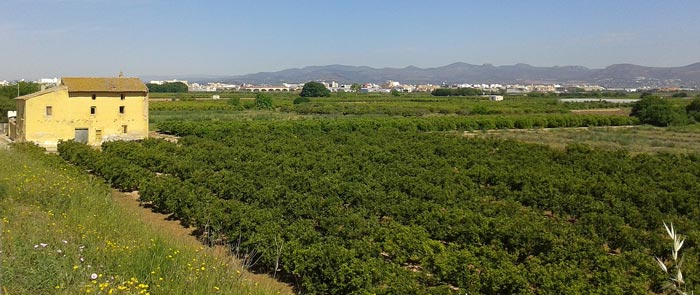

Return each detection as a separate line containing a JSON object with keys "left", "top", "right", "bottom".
{"left": 465, "top": 125, "right": 700, "bottom": 154}
{"left": 0, "top": 144, "right": 288, "bottom": 295}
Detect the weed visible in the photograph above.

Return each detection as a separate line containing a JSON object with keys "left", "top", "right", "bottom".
{"left": 655, "top": 222, "right": 692, "bottom": 295}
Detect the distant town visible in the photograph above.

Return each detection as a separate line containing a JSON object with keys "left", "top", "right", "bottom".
{"left": 3, "top": 77, "right": 695, "bottom": 96}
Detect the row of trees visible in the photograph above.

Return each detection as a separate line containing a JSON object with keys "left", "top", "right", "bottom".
{"left": 431, "top": 88, "right": 483, "bottom": 97}
{"left": 146, "top": 82, "right": 188, "bottom": 93}
{"left": 58, "top": 115, "right": 698, "bottom": 294}
{"left": 157, "top": 114, "right": 637, "bottom": 137}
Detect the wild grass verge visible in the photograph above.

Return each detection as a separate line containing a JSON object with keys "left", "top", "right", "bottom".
{"left": 0, "top": 143, "right": 287, "bottom": 295}
{"left": 467, "top": 125, "right": 700, "bottom": 154}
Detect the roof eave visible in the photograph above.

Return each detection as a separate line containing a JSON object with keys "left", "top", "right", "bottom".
{"left": 15, "top": 86, "right": 66, "bottom": 100}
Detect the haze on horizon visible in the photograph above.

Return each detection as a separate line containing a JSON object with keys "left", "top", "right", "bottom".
{"left": 2, "top": 0, "right": 699, "bottom": 80}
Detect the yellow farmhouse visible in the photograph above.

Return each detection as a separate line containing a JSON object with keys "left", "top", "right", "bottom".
{"left": 9, "top": 77, "right": 149, "bottom": 149}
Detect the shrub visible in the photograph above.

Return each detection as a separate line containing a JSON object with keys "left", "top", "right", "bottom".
{"left": 254, "top": 93, "right": 273, "bottom": 109}
{"left": 228, "top": 97, "right": 240, "bottom": 106}
{"left": 293, "top": 96, "right": 310, "bottom": 104}
{"left": 631, "top": 96, "right": 687, "bottom": 126}
{"left": 672, "top": 92, "right": 688, "bottom": 98}
{"left": 685, "top": 98, "right": 700, "bottom": 122}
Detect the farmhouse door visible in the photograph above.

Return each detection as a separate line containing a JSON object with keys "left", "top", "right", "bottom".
{"left": 74, "top": 128, "right": 88, "bottom": 143}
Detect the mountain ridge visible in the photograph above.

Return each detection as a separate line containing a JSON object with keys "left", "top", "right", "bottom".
{"left": 155, "top": 62, "right": 700, "bottom": 88}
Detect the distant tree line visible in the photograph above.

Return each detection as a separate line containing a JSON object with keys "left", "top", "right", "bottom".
{"left": 631, "top": 95, "right": 700, "bottom": 126}
{"left": 0, "top": 82, "right": 40, "bottom": 122}
{"left": 0, "top": 82, "right": 40, "bottom": 99}
{"left": 431, "top": 88, "right": 483, "bottom": 97}
{"left": 146, "top": 82, "right": 188, "bottom": 93}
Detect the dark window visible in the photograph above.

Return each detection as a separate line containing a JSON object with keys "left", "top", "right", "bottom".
{"left": 90, "top": 106, "right": 96, "bottom": 115}
{"left": 121, "top": 94, "right": 125, "bottom": 100}
{"left": 122, "top": 125, "right": 128, "bottom": 134}
{"left": 45, "top": 106, "right": 52, "bottom": 116}
{"left": 92, "top": 94, "right": 96, "bottom": 100}
{"left": 119, "top": 106, "right": 125, "bottom": 114}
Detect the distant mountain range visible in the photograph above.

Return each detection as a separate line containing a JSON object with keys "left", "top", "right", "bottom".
{"left": 165, "top": 62, "right": 700, "bottom": 88}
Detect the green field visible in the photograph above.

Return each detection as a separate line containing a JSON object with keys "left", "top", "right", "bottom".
{"left": 148, "top": 93, "right": 645, "bottom": 130}
{"left": 466, "top": 124, "right": 700, "bottom": 154}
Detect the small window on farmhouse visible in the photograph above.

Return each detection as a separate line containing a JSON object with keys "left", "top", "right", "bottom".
{"left": 121, "top": 94, "right": 125, "bottom": 100}
{"left": 92, "top": 94, "right": 96, "bottom": 100}
{"left": 90, "top": 106, "right": 96, "bottom": 115}
{"left": 119, "top": 106, "right": 125, "bottom": 114}
{"left": 45, "top": 106, "right": 52, "bottom": 116}
{"left": 121, "top": 125, "right": 128, "bottom": 134}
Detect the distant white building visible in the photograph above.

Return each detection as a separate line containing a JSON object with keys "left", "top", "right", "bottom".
{"left": 0, "top": 80, "right": 8, "bottom": 86}
{"left": 384, "top": 80, "right": 401, "bottom": 88}
{"left": 398, "top": 85, "right": 416, "bottom": 92}
{"left": 360, "top": 87, "right": 381, "bottom": 93}
{"left": 37, "top": 77, "right": 59, "bottom": 84}
{"left": 489, "top": 95, "right": 504, "bottom": 101}
{"left": 149, "top": 79, "right": 189, "bottom": 86}
{"left": 283, "top": 83, "right": 303, "bottom": 90}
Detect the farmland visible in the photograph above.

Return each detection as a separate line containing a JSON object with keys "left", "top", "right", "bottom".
{"left": 7, "top": 91, "right": 700, "bottom": 294}
{"left": 57, "top": 90, "right": 700, "bottom": 293}
{"left": 148, "top": 93, "right": 642, "bottom": 130}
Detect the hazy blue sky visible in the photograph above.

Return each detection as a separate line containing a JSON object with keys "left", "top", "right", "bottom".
{"left": 2, "top": 0, "right": 699, "bottom": 80}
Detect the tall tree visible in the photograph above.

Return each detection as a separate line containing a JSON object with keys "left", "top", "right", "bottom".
{"left": 631, "top": 96, "right": 687, "bottom": 126}
{"left": 300, "top": 82, "right": 331, "bottom": 97}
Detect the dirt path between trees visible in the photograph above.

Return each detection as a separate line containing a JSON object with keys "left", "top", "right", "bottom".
{"left": 111, "top": 190, "right": 295, "bottom": 294}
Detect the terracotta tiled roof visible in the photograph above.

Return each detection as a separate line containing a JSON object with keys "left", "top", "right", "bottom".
{"left": 61, "top": 77, "right": 148, "bottom": 93}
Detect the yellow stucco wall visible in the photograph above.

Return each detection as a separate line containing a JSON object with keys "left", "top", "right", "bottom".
{"left": 15, "top": 87, "right": 148, "bottom": 149}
